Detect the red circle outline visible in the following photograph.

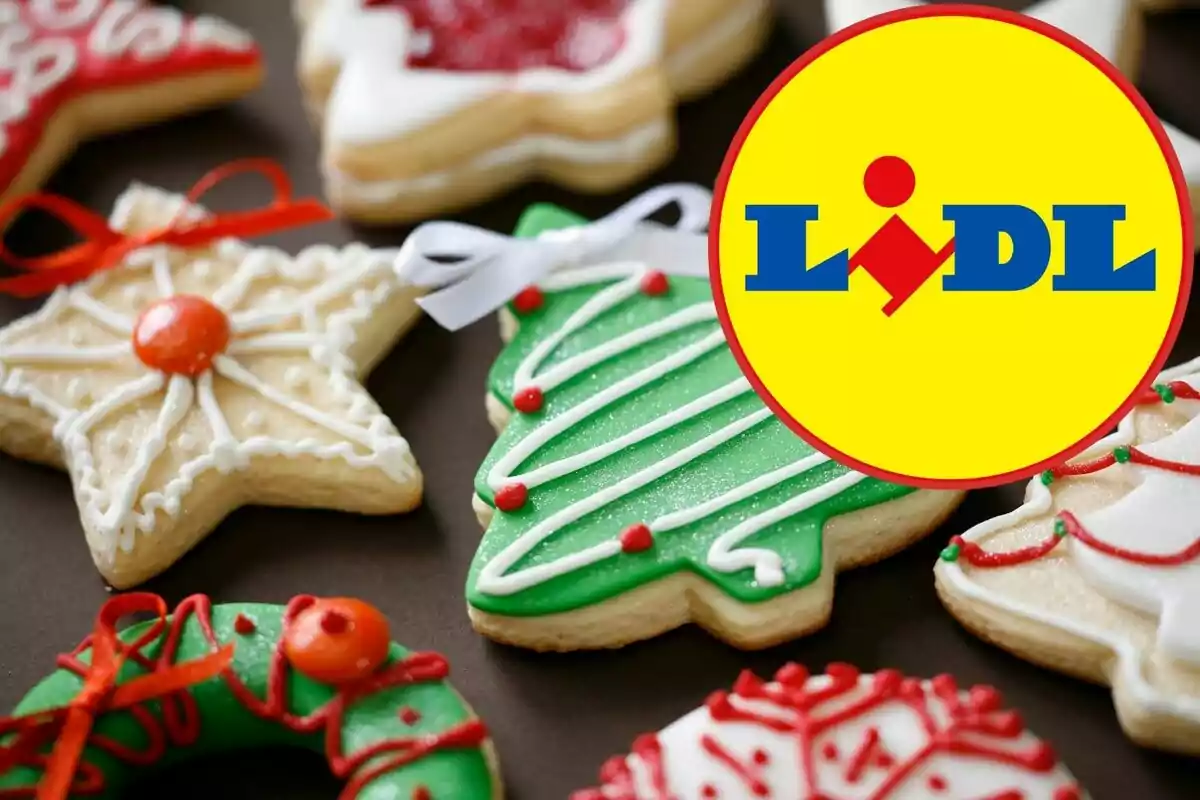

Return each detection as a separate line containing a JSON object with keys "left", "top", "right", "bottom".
{"left": 708, "top": 3, "right": 1194, "bottom": 490}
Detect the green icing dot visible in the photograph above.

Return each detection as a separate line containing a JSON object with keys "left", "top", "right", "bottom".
{"left": 1054, "top": 518, "right": 1068, "bottom": 538}
{"left": 1155, "top": 383, "right": 1176, "bottom": 404}
{"left": 1114, "top": 445, "right": 1131, "bottom": 463}
{"left": 1040, "top": 470, "right": 1055, "bottom": 486}
{"left": 940, "top": 543, "right": 961, "bottom": 562}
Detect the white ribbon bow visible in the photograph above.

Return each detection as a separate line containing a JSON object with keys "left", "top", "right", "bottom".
{"left": 394, "top": 184, "right": 714, "bottom": 331}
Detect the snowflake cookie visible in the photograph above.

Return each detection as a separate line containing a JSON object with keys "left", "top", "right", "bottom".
{"left": 451, "top": 201, "right": 963, "bottom": 651}
{"left": 0, "top": 180, "right": 425, "bottom": 588}
{"left": 294, "top": 0, "right": 772, "bottom": 222}
{"left": 823, "top": 0, "right": 1200, "bottom": 243}
{"left": 575, "top": 663, "right": 1086, "bottom": 799}
{"left": 935, "top": 356, "right": 1200, "bottom": 755}
{"left": 0, "top": 0, "right": 262, "bottom": 202}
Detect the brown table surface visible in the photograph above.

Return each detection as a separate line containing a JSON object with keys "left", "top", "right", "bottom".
{"left": 2, "top": 1, "right": 1200, "bottom": 797}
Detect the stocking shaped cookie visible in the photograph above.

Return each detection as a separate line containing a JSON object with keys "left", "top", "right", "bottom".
{"left": 295, "top": 0, "right": 772, "bottom": 222}
{"left": 0, "top": 165, "right": 424, "bottom": 588}
{"left": 936, "top": 357, "right": 1200, "bottom": 754}
{"left": 576, "top": 664, "right": 1086, "bottom": 799}
{"left": 398, "top": 190, "right": 963, "bottom": 651}
{"left": 823, "top": 0, "right": 1200, "bottom": 242}
{"left": 0, "top": 0, "right": 262, "bottom": 203}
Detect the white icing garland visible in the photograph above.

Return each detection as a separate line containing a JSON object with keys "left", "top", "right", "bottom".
{"left": 0, "top": 0, "right": 255, "bottom": 158}
{"left": 0, "top": 184, "right": 414, "bottom": 557}
{"left": 475, "top": 261, "right": 871, "bottom": 596}
{"left": 938, "top": 354, "right": 1200, "bottom": 725}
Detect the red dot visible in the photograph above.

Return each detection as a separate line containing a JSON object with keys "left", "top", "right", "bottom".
{"left": 752, "top": 748, "right": 769, "bottom": 765}
{"left": 1029, "top": 742, "right": 1058, "bottom": 771}
{"left": 619, "top": 523, "right": 653, "bottom": 553}
{"left": 821, "top": 742, "right": 838, "bottom": 760}
{"left": 320, "top": 610, "right": 350, "bottom": 635}
{"left": 133, "top": 295, "right": 230, "bottom": 376}
{"left": 512, "top": 387, "right": 544, "bottom": 414}
{"left": 494, "top": 483, "right": 528, "bottom": 512}
{"left": 283, "top": 598, "right": 391, "bottom": 685}
{"left": 928, "top": 774, "right": 947, "bottom": 792}
{"left": 969, "top": 684, "right": 1003, "bottom": 712}
{"left": 701, "top": 786, "right": 717, "bottom": 799}
{"left": 412, "top": 787, "right": 432, "bottom": 800}
{"left": 863, "top": 155, "right": 915, "bottom": 208}
{"left": 512, "top": 286, "right": 544, "bottom": 314}
{"left": 233, "top": 613, "right": 256, "bottom": 635}
{"left": 1053, "top": 785, "right": 1082, "bottom": 800}
{"left": 640, "top": 271, "right": 669, "bottom": 296}
{"left": 399, "top": 706, "right": 422, "bottom": 725}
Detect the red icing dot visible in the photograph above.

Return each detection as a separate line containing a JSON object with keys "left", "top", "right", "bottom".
{"left": 233, "top": 613, "right": 256, "bottom": 635}
{"left": 821, "top": 742, "right": 839, "bottom": 760}
{"left": 619, "top": 523, "right": 653, "bottom": 553}
{"left": 133, "top": 295, "right": 230, "bottom": 376}
{"left": 752, "top": 749, "right": 769, "bottom": 765}
{"left": 701, "top": 785, "right": 717, "bottom": 799}
{"left": 512, "top": 286, "right": 544, "bottom": 314}
{"left": 1053, "top": 786, "right": 1082, "bottom": 800}
{"left": 928, "top": 774, "right": 947, "bottom": 792}
{"left": 969, "top": 684, "right": 1004, "bottom": 712}
{"left": 639, "top": 270, "right": 669, "bottom": 296}
{"left": 399, "top": 706, "right": 422, "bottom": 725}
{"left": 283, "top": 598, "right": 391, "bottom": 685}
{"left": 512, "top": 386, "right": 544, "bottom": 414}
{"left": 1028, "top": 742, "right": 1058, "bottom": 771}
{"left": 411, "top": 787, "right": 432, "bottom": 800}
{"left": 494, "top": 483, "right": 528, "bottom": 512}
{"left": 368, "top": 0, "right": 628, "bottom": 73}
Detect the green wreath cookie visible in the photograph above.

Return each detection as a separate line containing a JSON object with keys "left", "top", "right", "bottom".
{"left": 0, "top": 594, "right": 499, "bottom": 799}
{"left": 456, "top": 199, "right": 964, "bottom": 651}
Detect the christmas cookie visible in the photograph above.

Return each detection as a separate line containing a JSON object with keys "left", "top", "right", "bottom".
{"left": 0, "top": 593, "right": 499, "bottom": 799}
{"left": 295, "top": 0, "right": 772, "bottom": 222}
{"left": 935, "top": 357, "right": 1200, "bottom": 755}
{"left": 0, "top": 162, "right": 424, "bottom": 589}
{"left": 574, "top": 663, "right": 1086, "bottom": 799}
{"left": 823, "top": 0, "right": 1200, "bottom": 241}
{"left": 397, "top": 189, "right": 963, "bottom": 651}
{"left": 0, "top": 0, "right": 262, "bottom": 205}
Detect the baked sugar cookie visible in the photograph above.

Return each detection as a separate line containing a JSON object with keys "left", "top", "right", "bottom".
{"left": 398, "top": 191, "right": 963, "bottom": 651}
{"left": 0, "top": 593, "right": 500, "bottom": 798}
{"left": 575, "top": 663, "right": 1086, "bottom": 799}
{"left": 936, "top": 357, "right": 1200, "bottom": 755}
{"left": 823, "top": 0, "right": 1200, "bottom": 242}
{"left": 296, "top": 0, "right": 772, "bottom": 223}
{"left": 0, "top": 0, "right": 262, "bottom": 204}
{"left": 0, "top": 165, "right": 424, "bottom": 588}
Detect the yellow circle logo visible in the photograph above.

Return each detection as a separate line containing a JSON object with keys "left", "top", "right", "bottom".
{"left": 712, "top": 5, "right": 1191, "bottom": 489}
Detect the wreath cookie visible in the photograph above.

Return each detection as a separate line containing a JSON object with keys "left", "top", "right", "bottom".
{"left": 823, "top": 0, "right": 1200, "bottom": 239}
{"left": 397, "top": 189, "right": 963, "bottom": 651}
{"left": 0, "top": 0, "right": 262, "bottom": 204}
{"left": 575, "top": 663, "right": 1086, "bottom": 799}
{"left": 0, "top": 593, "right": 499, "bottom": 798}
{"left": 935, "top": 358, "right": 1200, "bottom": 755}
{"left": 295, "top": 0, "right": 772, "bottom": 222}
{"left": 0, "top": 163, "right": 424, "bottom": 588}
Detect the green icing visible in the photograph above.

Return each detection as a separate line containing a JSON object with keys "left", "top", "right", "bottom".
{"left": 0, "top": 601, "right": 494, "bottom": 798}
{"left": 466, "top": 204, "right": 915, "bottom": 618}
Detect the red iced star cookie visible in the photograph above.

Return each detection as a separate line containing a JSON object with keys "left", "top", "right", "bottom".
{"left": 0, "top": 0, "right": 262, "bottom": 202}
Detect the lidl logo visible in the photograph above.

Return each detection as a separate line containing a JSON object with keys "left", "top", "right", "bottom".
{"left": 712, "top": 6, "right": 1191, "bottom": 488}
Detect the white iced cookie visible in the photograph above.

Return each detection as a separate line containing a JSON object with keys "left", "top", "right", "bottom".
{"left": 575, "top": 663, "right": 1086, "bottom": 799}
{"left": 936, "top": 357, "right": 1200, "bottom": 755}
{"left": 0, "top": 180, "right": 425, "bottom": 588}
{"left": 294, "top": 0, "right": 773, "bottom": 223}
{"left": 822, "top": 0, "right": 1200, "bottom": 242}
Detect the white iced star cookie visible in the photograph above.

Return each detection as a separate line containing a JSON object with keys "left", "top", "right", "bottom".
{"left": 0, "top": 183, "right": 424, "bottom": 588}
{"left": 294, "top": 0, "right": 772, "bottom": 223}
{"left": 823, "top": 0, "right": 1200, "bottom": 243}
{"left": 935, "top": 356, "right": 1200, "bottom": 755}
{"left": 575, "top": 663, "right": 1087, "bottom": 799}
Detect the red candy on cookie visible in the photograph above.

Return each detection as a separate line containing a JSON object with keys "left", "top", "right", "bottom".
{"left": 284, "top": 597, "right": 393, "bottom": 684}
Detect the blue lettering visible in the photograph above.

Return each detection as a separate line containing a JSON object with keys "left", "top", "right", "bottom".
{"left": 1052, "top": 205, "right": 1155, "bottom": 291}
{"left": 744, "top": 205, "right": 849, "bottom": 292}
{"left": 942, "top": 205, "right": 1050, "bottom": 291}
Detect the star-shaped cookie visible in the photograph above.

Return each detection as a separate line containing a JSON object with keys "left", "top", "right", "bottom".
{"left": 0, "top": 0, "right": 262, "bottom": 203}
{"left": 295, "top": 0, "right": 771, "bottom": 222}
{"left": 0, "top": 183, "right": 425, "bottom": 588}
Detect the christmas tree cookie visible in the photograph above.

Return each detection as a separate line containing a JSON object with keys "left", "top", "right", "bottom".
{"left": 936, "top": 356, "right": 1200, "bottom": 755}
{"left": 0, "top": 593, "right": 499, "bottom": 798}
{"left": 421, "top": 198, "right": 964, "bottom": 651}
{"left": 574, "top": 663, "right": 1086, "bottom": 799}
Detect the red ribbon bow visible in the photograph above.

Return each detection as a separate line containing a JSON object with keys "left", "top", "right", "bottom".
{"left": 0, "top": 159, "right": 334, "bottom": 297}
{"left": 0, "top": 593, "right": 233, "bottom": 799}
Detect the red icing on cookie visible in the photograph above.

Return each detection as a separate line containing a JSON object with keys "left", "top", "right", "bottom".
{"left": 494, "top": 483, "right": 528, "bottom": 512}
{"left": 132, "top": 295, "right": 231, "bottom": 376}
{"left": 512, "top": 286, "right": 545, "bottom": 314}
{"left": 364, "top": 0, "right": 628, "bottom": 73}
{"left": 283, "top": 598, "right": 392, "bottom": 685}
{"left": 640, "top": 270, "right": 669, "bottom": 296}
{"left": 619, "top": 523, "right": 653, "bottom": 553}
{"left": 0, "top": 3, "right": 260, "bottom": 191}
{"left": 233, "top": 613, "right": 257, "bottom": 635}
{"left": 513, "top": 386, "right": 544, "bottom": 414}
